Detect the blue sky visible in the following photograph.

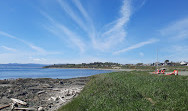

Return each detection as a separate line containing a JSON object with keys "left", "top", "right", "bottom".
{"left": 0, "top": 0, "right": 188, "bottom": 64}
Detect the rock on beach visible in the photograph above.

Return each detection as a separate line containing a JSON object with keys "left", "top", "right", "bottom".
{"left": 0, "top": 77, "right": 89, "bottom": 111}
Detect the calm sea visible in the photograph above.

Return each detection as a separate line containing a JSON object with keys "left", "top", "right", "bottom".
{"left": 0, "top": 64, "right": 113, "bottom": 80}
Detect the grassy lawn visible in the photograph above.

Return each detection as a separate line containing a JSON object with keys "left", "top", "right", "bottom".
{"left": 58, "top": 71, "right": 188, "bottom": 111}
{"left": 121, "top": 66, "right": 188, "bottom": 71}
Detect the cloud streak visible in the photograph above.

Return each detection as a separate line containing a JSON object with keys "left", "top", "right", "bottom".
{"left": 55, "top": 0, "right": 132, "bottom": 51}
{"left": 103, "top": 0, "right": 131, "bottom": 35}
{"left": 0, "top": 31, "right": 46, "bottom": 53}
{"left": 113, "top": 39, "right": 159, "bottom": 55}
{"left": 160, "top": 17, "right": 188, "bottom": 40}
{"left": 58, "top": 25, "right": 86, "bottom": 53}
{"left": 1, "top": 45, "right": 17, "bottom": 52}
{"left": 98, "top": 0, "right": 131, "bottom": 49}
{"left": 161, "top": 45, "right": 188, "bottom": 62}
{"left": 43, "top": 0, "right": 151, "bottom": 56}
{"left": 42, "top": 12, "right": 86, "bottom": 53}
{"left": 57, "top": 0, "right": 88, "bottom": 32}
{"left": 72, "top": 0, "right": 92, "bottom": 23}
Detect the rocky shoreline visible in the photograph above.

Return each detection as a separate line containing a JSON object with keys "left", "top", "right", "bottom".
{"left": 0, "top": 77, "right": 89, "bottom": 111}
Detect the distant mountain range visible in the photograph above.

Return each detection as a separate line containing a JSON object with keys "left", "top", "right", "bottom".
{"left": 0, "top": 63, "right": 48, "bottom": 68}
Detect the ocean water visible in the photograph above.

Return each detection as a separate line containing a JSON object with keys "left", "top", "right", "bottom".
{"left": 0, "top": 64, "right": 113, "bottom": 79}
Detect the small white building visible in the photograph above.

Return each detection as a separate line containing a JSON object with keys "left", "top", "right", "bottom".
{"left": 180, "top": 61, "right": 188, "bottom": 66}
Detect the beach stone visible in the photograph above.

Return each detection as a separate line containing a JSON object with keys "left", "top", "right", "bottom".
{"left": 59, "top": 81, "right": 64, "bottom": 84}
{"left": 0, "top": 77, "right": 89, "bottom": 111}
{"left": 38, "top": 106, "right": 44, "bottom": 111}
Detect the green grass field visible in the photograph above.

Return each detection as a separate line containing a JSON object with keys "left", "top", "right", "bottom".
{"left": 121, "top": 66, "right": 188, "bottom": 71}
{"left": 58, "top": 71, "right": 188, "bottom": 111}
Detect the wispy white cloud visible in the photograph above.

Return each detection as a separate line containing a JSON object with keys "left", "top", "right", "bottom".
{"left": 71, "top": 0, "right": 97, "bottom": 49}
{"left": 113, "top": 39, "right": 159, "bottom": 55}
{"left": 72, "top": 0, "right": 92, "bottom": 24}
{"left": 43, "top": 0, "right": 148, "bottom": 56}
{"left": 41, "top": 12, "right": 86, "bottom": 53}
{"left": 28, "top": 44, "right": 46, "bottom": 53}
{"left": 0, "top": 52, "right": 41, "bottom": 64}
{"left": 161, "top": 45, "right": 188, "bottom": 62}
{"left": 55, "top": 0, "right": 132, "bottom": 51}
{"left": 57, "top": 0, "right": 88, "bottom": 32}
{"left": 0, "top": 30, "right": 61, "bottom": 63}
{"left": 27, "top": 56, "right": 47, "bottom": 62}
{"left": 160, "top": 17, "right": 188, "bottom": 40}
{"left": 0, "top": 31, "right": 46, "bottom": 53}
{"left": 132, "top": 0, "right": 147, "bottom": 12}
{"left": 58, "top": 25, "right": 86, "bottom": 53}
{"left": 89, "top": 0, "right": 131, "bottom": 50}
{"left": 32, "top": 58, "right": 47, "bottom": 62}
{"left": 159, "top": 17, "right": 188, "bottom": 62}
{"left": 102, "top": 0, "right": 131, "bottom": 36}
{"left": 0, "top": 50, "right": 63, "bottom": 64}
{"left": 162, "top": 45, "right": 188, "bottom": 55}
{"left": 1, "top": 45, "right": 17, "bottom": 52}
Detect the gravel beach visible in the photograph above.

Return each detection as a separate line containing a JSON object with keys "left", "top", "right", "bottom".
{"left": 0, "top": 77, "right": 89, "bottom": 111}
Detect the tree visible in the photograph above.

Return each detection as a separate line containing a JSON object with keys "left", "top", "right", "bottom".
{"left": 164, "top": 60, "right": 169, "bottom": 63}
{"left": 164, "top": 60, "right": 170, "bottom": 66}
{"left": 136, "top": 63, "right": 143, "bottom": 66}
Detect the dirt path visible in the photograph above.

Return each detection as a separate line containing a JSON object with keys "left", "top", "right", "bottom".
{"left": 177, "top": 71, "right": 188, "bottom": 76}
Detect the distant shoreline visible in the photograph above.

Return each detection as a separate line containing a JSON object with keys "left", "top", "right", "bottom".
{"left": 44, "top": 67, "right": 134, "bottom": 72}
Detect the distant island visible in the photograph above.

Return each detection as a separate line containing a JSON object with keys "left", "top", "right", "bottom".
{"left": 43, "top": 62, "right": 122, "bottom": 69}
{"left": 43, "top": 60, "right": 188, "bottom": 71}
